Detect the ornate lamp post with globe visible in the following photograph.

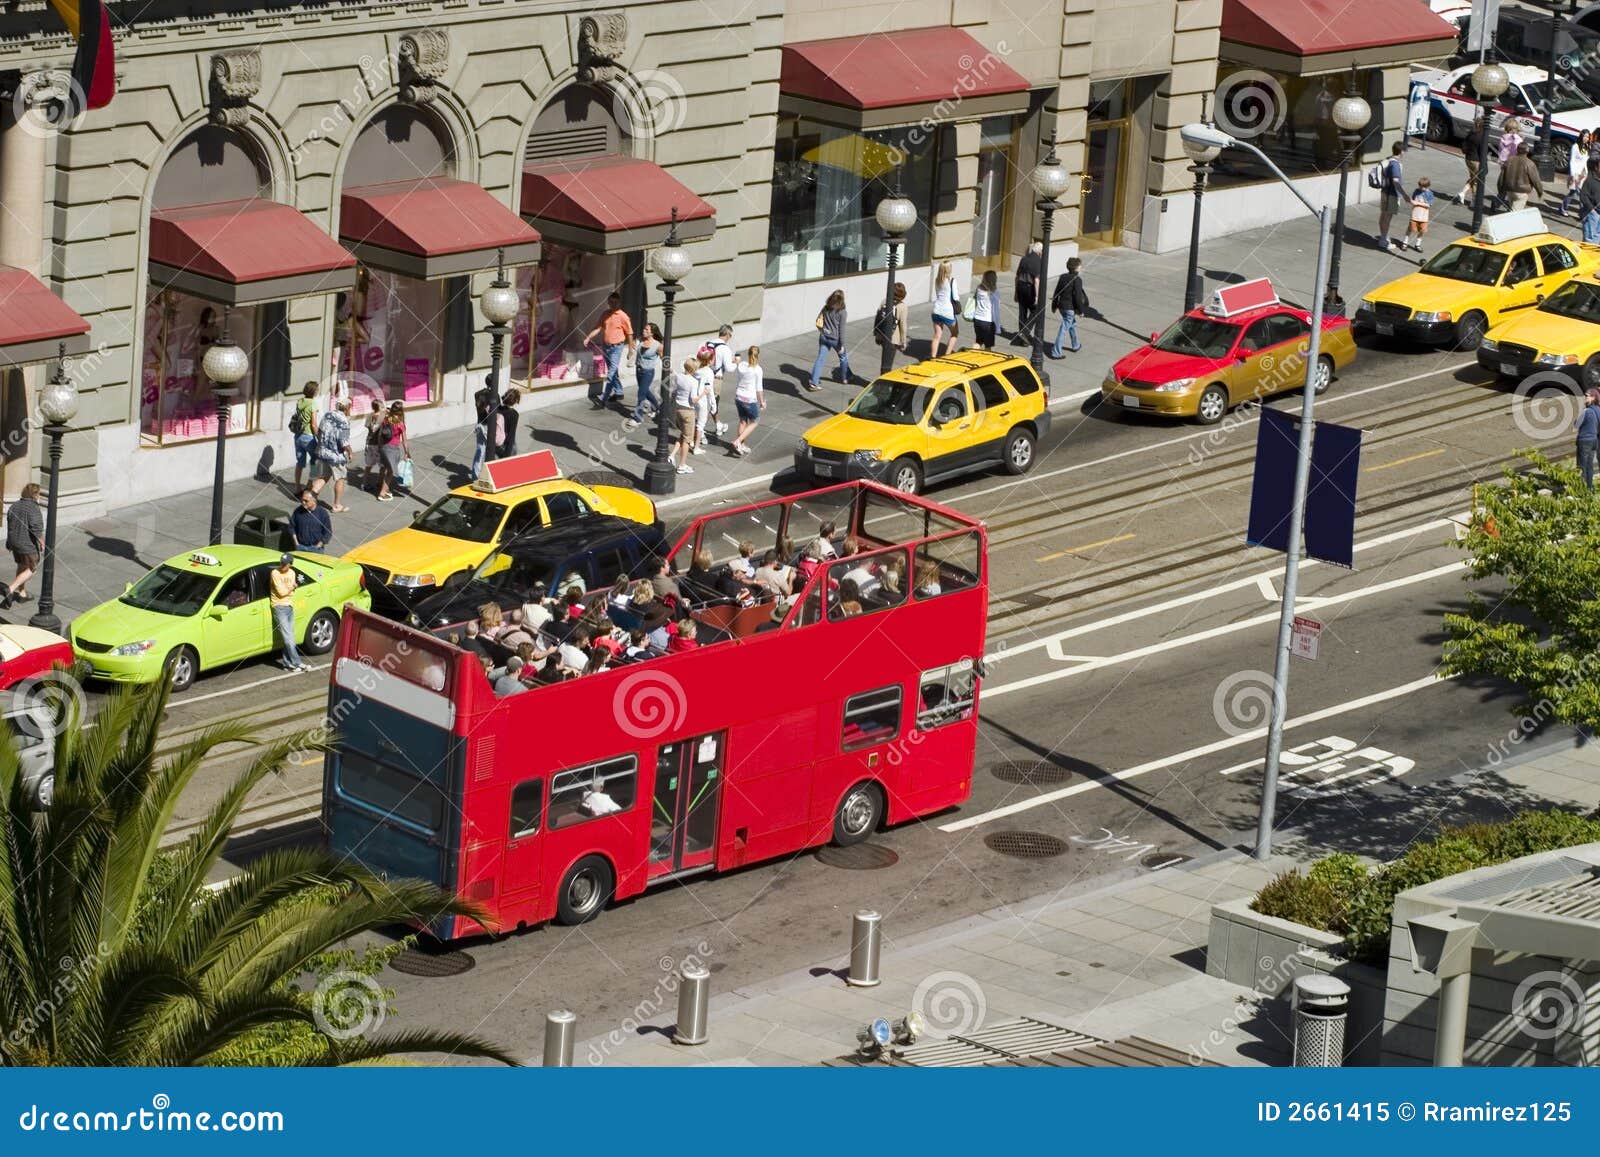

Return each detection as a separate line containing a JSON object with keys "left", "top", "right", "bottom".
{"left": 874, "top": 185, "right": 917, "bottom": 374}
{"left": 1323, "top": 67, "right": 1372, "bottom": 317}
{"left": 1182, "top": 129, "right": 1221, "bottom": 313}
{"left": 202, "top": 309, "right": 250, "bottom": 546}
{"left": 479, "top": 247, "right": 519, "bottom": 468}
{"left": 1470, "top": 56, "right": 1510, "bottom": 234}
{"left": 1029, "top": 136, "right": 1072, "bottom": 377}
{"left": 29, "top": 346, "right": 77, "bottom": 635}
{"left": 643, "top": 208, "right": 693, "bottom": 497}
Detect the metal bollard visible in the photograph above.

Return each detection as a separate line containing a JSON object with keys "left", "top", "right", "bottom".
{"left": 1292, "top": 973, "right": 1349, "bottom": 1067}
{"left": 847, "top": 909, "right": 882, "bottom": 987}
{"left": 674, "top": 965, "right": 710, "bottom": 1045}
{"left": 542, "top": 1009, "right": 576, "bottom": 1067}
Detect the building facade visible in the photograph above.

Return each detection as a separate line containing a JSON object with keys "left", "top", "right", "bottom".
{"left": 0, "top": 0, "right": 1452, "bottom": 516}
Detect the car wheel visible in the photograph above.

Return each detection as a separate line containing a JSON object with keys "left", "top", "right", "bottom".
{"left": 1554, "top": 139, "right": 1573, "bottom": 176}
{"left": 1427, "top": 109, "right": 1454, "bottom": 144}
{"left": 164, "top": 645, "right": 198, "bottom": 693}
{"left": 832, "top": 781, "right": 884, "bottom": 847}
{"left": 889, "top": 457, "right": 922, "bottom": 495}
{"left": 1455, "top": 312, "right": 1488, "bottom": 351}
{"left": 1584, "top": 355, "right": 1600, "bottom": 393}
{"left": 1196, "top": 385, "right": 1229, "bottom": 425}
{"left": 555, "top": 855, "right": 614, "bottom": 926}
{"left": 1003, "top": 428, "right": 1036, "bottom": 475}
{"left": 302, "top": 608, "right": 339, "bottom": 655}
{"left": 1311, "top": 355, "right": 1335, "bottom": 396}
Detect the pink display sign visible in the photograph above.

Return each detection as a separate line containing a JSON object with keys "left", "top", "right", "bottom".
{"left": 403, "top": 357, "right": 432, "bottom": 402}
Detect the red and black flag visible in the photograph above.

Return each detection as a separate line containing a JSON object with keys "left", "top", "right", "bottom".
{"left": 44, "top": 0, "right": 115, "bottom": 113}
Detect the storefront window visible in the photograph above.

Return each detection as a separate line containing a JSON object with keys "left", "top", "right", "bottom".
{"left": 766, "top": 116, "right": 937, "bottom": 285}
{"left": 510, "top": 243, "right": 621, "bottom": 387}
{"left": 140, "top": 288, "right": 258, "bottom": 444}
{"left": 1206, "top": 66, "right": 1382, "bottom": 190}
{"left": 331, "top": 267, "right": 446, "bottom": 411}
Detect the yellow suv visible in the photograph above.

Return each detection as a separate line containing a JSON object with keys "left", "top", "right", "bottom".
{"left": 1479, "top": 272, "right": 1600, "bottom": 390}
{"left": 344, "top": 455, "right": 657, "bottom": 612}
{"left": 1354, "top": 209, "right": 1600, "bottom": 349}
{"left": 793, "top": 351, "right": 1050, "bottom": 495}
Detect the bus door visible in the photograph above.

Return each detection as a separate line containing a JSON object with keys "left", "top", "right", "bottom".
{"left": 649, "top": 731, "right": 725, "bottom": 877}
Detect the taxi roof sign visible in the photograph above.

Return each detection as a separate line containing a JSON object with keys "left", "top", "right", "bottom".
{"left": 1203, "top": 278, "right": 1278, "bottom": 319}
{"left": 473, "top": 449, "right": 562, "bottom": 494}
{"left": 1473, "top": 207, "right": 1545, "bottom": 246}
{"left": 187, "top": 552, "right": 221, "bottom": 568}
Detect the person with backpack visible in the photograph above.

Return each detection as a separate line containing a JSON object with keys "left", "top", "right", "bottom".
{"left": 704, "top": 324, "right": 736, "bottom": 437}
{"left": 470, "top": 381, "right": 497, "bottom": 479}
{"left": 289, "top": 381, "right": 319, "bottom": 490}
{"left": 1048, "top": 257, "right": 1089, "bottom": 357}
{"left": 310, "top": 397, "right": 353, "bottom": 513}
{"left": 807, "top": 290, "right": 850, "bottom": 392}
{"left": 1375, "top": 142, "right": 1405, "bottom": 252}
{"left": 495, "top": 388, "right": 522, "bottom": 459}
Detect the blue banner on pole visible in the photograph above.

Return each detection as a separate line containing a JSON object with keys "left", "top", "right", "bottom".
{"left": 1246, "top": 407, "right": 1297, "bottom": 553}
{"left": 1246, "top": 408, "right": 1361, "bottom": 567}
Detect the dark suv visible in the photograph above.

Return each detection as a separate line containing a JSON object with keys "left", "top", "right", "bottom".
{"left": 404, "top": 515, "right": 667, "bottom": 631}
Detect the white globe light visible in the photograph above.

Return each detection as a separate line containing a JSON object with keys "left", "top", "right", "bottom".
{"left": 38, "top": 377, "right": 77, "bottom": 425}
{"left": 1031, "top": 155, "right": 1072, "bottom": 201}
{"left": 201, "top": 339, "right": 250, "bottom": 387}
{"left": 1332, "top": 94, "right": 1371, "bottom": 134}
{"left": 874, "top": 194, "right": 918, "bottom": 236}
{"left": 1182, "top": 136, "right": 1222, "bottom": 163}
{"left": 1472, "top": 61, "right": 1510, "bottom": 99}
{"left": 480, "top": 281, "right": 520, "bottom": 326}
{"left": 652, "top": 242, "right": 693, "bottom": 284}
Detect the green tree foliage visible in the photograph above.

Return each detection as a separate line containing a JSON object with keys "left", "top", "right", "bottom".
{"left": 0, "top": 680, "right": 517, "bottom": 1067}
{"left": 1441, "top": 453, "right": 1600, "bottom": 730}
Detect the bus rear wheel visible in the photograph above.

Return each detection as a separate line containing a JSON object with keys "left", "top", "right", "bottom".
{"left": 556, "top": 855, "right": 613, "bottom": 926}
{"left": 832, "top": 782, "right": 884, "bottom": 846}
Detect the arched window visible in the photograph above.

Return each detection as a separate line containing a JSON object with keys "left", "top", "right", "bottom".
{"left": 152, "top": 125, "right": 271, "bottom": 210}
{"left": 345, "top": 105, "right": 454, "bottom": 185}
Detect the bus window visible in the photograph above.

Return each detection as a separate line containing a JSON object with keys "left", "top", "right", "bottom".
{"left": 842, "top": 685, "right": 902, "bottom": 751}
{"left": 859, "top": 488, "right": 928, "bottom": 549}
{"left": 549, "top": 756, "right": 638, "bottom": 829}
{"left": 338, "top": 751, "right": 446, "bottom": 832}
{"left": 917, "top": 661, "right": 977, "bottom": 730}
{"left": 510, "top": 778, "right": 544, "bottom": 838}
{"left": 914, "top": 531, "right": 981, "bottom": 599}
{"left": 695, "top": 508, "right": 776, "bottom": 571}
{"left": 786, "top": 489, "right": 857, "bottom": 557}
{"left": 828, "top": 546, "right": 908, "bottom": 619}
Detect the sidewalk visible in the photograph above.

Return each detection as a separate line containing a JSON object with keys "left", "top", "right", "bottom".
{"left": 33, "top": 141, "right": 1532, "bottom": 623}
{"left": 569, "top": 736, "right": 1600, "bottom": 1068}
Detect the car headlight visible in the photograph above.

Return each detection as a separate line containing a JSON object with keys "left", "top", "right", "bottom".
{"left": 1154, "top": 378, "right": 1196, "bottom": 392}
{"left": 852, "top": 448, "right": 883, "bottom": 462}
{"left": 111, "top": 639, "right": 157, "bottom": 656}
{"left": 795, "top": 438, "right": 811, "bottom": 454}
{"left": 1477, "top": 338, "right": 1499, "bottom": 353}
{"left": 390, "top": 573, "right": 437, "bottom": 588}
{"left": 1537, "top": 352, "right": 1579, "bottom": 366}
{"left": 1412, "top": 311, "right": 1452, "bottom": 324}
{"left": 1359, "top": 298, "right": 1378, "bottom": 312}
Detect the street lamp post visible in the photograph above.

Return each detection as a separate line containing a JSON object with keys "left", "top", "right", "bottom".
{"left": 875, "top": 185, "right": 917, "bottom": 374}
{"left": 1536, "top": 3, "right": 1576, "bottom": 181}
{"left": 202, "top": 308, "right": 250, "bottom": 546}
{"left": 1324, "top": 67, "right": 1373, "bottom": 317}
{"left": 1181, "top": 122, "right": 1335, "bottom": 861}
{"left": 1471, "top": 57, "right": 1510, "bottom": 234}
{"left": 643, "top": 207, "right": 693, "bottom": 497}
{"left": 1029, "top": 135, "right": 1072, "bottom": 377}
{"left": 1182, "top": 132, "right": 1220, "bottom": 313}
{"left": 479, "top": 246, "right": 519, "bottom": 471}
{"left": 29, "top": 345, "right": 76, "bottom": 635}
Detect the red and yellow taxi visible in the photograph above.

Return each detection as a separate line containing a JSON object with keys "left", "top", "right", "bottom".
{"left": 1100, "top": 280, "right": 1357, "bottom": 424}
{"left": 0, "top": 624, "right": 75, "bottom": 691}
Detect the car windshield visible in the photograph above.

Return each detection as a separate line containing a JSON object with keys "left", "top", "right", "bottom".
{"left": 847, "top": 379, "right": 933, "bottom": 424}
{"left": 413, "top": 495, "right": 505, "bottom": 543}
{"left": 1419, "top": 244, "right": 1507, "bottom": 286}
{"left": 119, "top": 564, "right": 221, "bottom": 617}
{"left": 1151, "top": 316, "right": 1239, "bottom": 359}
{"left": 1538, "top": 281, "right": 1600, "bottom": 322}
{"left": 1522, "top": 80, "right": 1592, "bottom": 115}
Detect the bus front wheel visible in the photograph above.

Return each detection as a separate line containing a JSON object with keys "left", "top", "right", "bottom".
{"left": 832, "top": 782, "right": 884, "bottom": 846}
{"left": 555, "top": 855, "right": 614, "bottom": 926}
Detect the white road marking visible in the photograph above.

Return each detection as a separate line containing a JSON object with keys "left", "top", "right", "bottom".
{"left": 940, "top": 673, "right": 1455, "bottom": 831}
{"left": 1256, "top": 575, "right": 1277, "bottom": 600}
{"left": 177, "top": 663, "right": 330, "bottom": 708}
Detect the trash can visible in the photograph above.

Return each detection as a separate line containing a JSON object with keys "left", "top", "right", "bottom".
{"left": 1292, "top": 973, "right": 1349, "bottom": 1067}
{"left": 235, "top": 506, "right": 291, "bottom": 551}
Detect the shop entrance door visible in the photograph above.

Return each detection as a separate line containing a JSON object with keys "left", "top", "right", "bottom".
{"left": 1081, "top": 81, "right": 1131, "bottom": 249}
{"left": 971, "top": 117, "right": 1018, "bottom": 274}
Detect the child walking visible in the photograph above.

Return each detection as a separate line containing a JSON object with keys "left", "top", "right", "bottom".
{"left": 1404, "top": 177, "right": 1434, "bottom": 253}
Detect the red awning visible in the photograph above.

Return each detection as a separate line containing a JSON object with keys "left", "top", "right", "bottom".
{"left": 1221, "top": 0, "right": 1459, "bottom": 75}
{"left": 340, "top": 177, "right": 541, "bottom": 280}
{"left": 520, "top": 155, "right": 715, "bottom": 254}
{"left": 148, "top": 198, "right": 358, "bottom": 306}
{"left": 781, "top": 27, "right": 1032, "bottom": 129}
{"left": 0, "top": 267, "right": 89, "bottom": 367}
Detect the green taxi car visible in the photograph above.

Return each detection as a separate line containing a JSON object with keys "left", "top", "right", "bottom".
{"left": 70, "top": 545, "right": 370, "bottom": 691}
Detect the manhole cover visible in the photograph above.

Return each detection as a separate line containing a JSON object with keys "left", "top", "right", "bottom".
{"left": 984, "top": 831, "right": 1068, "bottom": 859}
{"left": 388, "top": 948, "right": 476, "bottom": 978}
{"left": 990, "top": 761, "right": 1073, "bottom": 787}
{"left": 1141, "top": 852, "right": 1192, "bottom": 871}
{"left": 815, "top": 842, "right": 900, "bottom": 870}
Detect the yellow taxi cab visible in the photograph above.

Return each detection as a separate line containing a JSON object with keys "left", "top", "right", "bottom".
{"left": 343, "top": 450, "right": 657, "bottom": 612}
{"left": 1478, "top": 271, "right": 1600, "bottom": 389}
{"left": 1353, "top": 208, "right": 1600, "bottom": 349}
{"left": 792, "top": 350, "right": 1049, "bottom": 495}
{"left": 1100, "top": 279, "right": 1357, "bottom": 424}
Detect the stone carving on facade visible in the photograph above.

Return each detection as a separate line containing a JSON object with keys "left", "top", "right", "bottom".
{"left": 398, "top": 28, "right": 450, "bottom": 105}
{"left": 576, "top": 13, "right": 628, "bottom": 83}
{"left": 208, "top": 49, "right": 262, "bottom": 127}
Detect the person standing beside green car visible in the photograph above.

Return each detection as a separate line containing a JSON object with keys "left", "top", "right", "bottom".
{"left": 271, "top": 553, "right": 305, "bottom": 673}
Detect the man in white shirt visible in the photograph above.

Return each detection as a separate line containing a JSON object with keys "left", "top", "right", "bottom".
{"left": 708, "top": 324, "right": 736, "bottom": 437}
{"left": 583, "top": 777, "right": 622, "bottom": 816}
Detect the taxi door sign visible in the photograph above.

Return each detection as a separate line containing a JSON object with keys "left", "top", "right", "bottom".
{"left": 1204, "top": 278, "right": 1278, "bottom": 318}
{"left": 1291, "top": 615, "right": 1322, "bottom": 660}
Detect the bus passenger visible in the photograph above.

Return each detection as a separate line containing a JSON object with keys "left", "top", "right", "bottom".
{"left": 583, "top": 645, "right": 611, "bottom": 675}
{"left": 491, "top": 656, "right": 528, "bottom": 696}
{"left": 668, "top": 619, "right": 699, "bottom": 653}
{"left": 625, "top": 628, "right": 653, "bottom": 659}
{"left": 732, "top": 541, "right": 757, "bottom": 581}
{"left": 558, "top": 626, "right": 593, "bottom": 674}
{"left": 915, "top": 561, "right": 942, "bottom": 598}
{"left": 583, "top": 775, "right": 622, "bottom": 816}
{"left": 753, "top": 549, "right": 795, "bottom": 599}
{"left": 810, "top": 522, "right": 839, "bottom": 561}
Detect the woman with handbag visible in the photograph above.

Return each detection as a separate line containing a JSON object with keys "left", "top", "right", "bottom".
{"left": 374, "top": 401, "right": 410, "bottom": 502}
{"left": 930, "top": 261, "right": 959, "bottom": 357}
{"left": 807, "top": 289, "right": 850, "bottom": 392}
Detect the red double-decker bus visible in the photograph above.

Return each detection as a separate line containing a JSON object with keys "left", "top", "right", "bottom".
{"left": 321, "top": 482, "right": 987, "bottom": 938}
